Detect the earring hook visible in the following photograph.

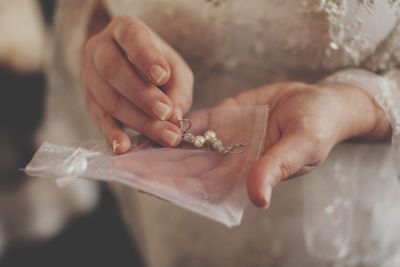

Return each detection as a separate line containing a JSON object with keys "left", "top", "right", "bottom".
{"left": 226, "top": 144, "right": 247, "bottom": 154}
{"left": 179, "top": 119, "right": 192, "bottom": 134}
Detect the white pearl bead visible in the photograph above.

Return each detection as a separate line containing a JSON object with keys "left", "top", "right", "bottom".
{"left": 217, "top": 145, "right": 227, "bottom": 154}
{"left": 203, "top": 130, "right": 217, "bottom": 142}
{"left": 193, "top": 136, "right": 206, "bottom": 148}
{"left": 184, "top": 133, "right": 195, "bottom": 143}
{"left": 211, "top": 138, "right": 222, "bottom": 149}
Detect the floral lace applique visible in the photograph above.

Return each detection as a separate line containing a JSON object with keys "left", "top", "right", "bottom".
{"left": 364, "top": 22, "right": 400, "bottom": 71}
{"left": 302, "top": 0, "right": 400, "bottom": 69}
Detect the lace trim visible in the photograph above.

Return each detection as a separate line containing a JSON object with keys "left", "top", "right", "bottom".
{"left": 303, "top": 0, "right": 400, "bottom": 69}
{"left": 364, "top": 18, "right": 400, "bottom": 72}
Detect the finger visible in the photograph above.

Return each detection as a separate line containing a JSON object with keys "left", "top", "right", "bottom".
{"left": 92, "top": 41, "right": 173, "bottom": 120}
{"left": 247, "top": 132, "right": 318, "bottom": 208}
{"left": 86, "top": 71, "right": 182, "bottom": 147}
{"left": 111, "top": 16, "right": 171, "bottom": 86}
{"left": 86, "top": 92, "right": 131, "bottom": 154}
{"left": 162, "top": 49, "right": 194, "bottom": 123}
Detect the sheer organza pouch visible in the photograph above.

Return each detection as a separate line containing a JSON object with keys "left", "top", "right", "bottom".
{"left": 25, "top": 106, "right": 268, "bottom": 227}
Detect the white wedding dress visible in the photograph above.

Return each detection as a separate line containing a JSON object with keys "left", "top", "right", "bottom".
{"left": 42, "top": 0, "right": 400, "bottom": 266}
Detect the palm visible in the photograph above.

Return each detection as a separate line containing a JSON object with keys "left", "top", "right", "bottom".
{"left": 215, "top": 82, "right": 370, "bottom": 207}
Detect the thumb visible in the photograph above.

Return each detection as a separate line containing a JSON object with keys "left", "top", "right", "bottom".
{"left": 162, "top": 53, "right": 194, "bottom": 123}
{"left": 247, "top": 132, "right": 317, "bottom": 208}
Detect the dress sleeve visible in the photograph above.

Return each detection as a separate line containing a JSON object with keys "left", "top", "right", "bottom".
{"left": 324, "top": 68, "right": 400, "bottom": 170}
{"left": 322, "top": 11, "right": 400, "bottom": 174}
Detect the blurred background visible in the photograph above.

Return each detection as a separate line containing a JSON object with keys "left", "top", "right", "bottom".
{"left": 0, "top": 0, "right": 143, "bottom": 266}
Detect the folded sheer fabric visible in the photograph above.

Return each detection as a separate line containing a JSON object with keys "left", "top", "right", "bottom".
{"left": 25, "top": 106, "right": 268, "bottom": 227}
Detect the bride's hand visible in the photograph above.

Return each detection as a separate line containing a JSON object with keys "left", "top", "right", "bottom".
{"left": 216, "top": 82, "right": 391, "bottom": 208}
{"left": 83, "top": 16, "right": 194, "bottom": 153}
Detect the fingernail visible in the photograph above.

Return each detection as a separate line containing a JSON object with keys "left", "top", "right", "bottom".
{"left": 152, "top": 101, "right": 171, "bottom": 120}
{"left": 175, "top": 108, "right": 183, "bottom": 121}
{"left": 150, "top": 65, "right": 167, "bottom": 84}
{"left": 263, "top": 185, "right": 272, "bottom": 209}
{"left": 161, "top": 129, "right": 180, "bottom": 146}
{"left": 112, "top": 140, "right": 120, "bottom": 153}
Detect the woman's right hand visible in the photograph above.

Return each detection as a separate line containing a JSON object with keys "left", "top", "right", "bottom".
{"left": 83, "top": 16, "right": 194, "bottom": 154}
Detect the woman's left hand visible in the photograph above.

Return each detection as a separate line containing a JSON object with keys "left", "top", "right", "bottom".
{"left": 215, "top": 82, "right": 391, "bottom": 208}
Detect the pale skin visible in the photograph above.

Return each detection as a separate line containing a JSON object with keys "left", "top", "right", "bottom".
{"left": 83, "top": 2, "right": 392, "bottom": 208}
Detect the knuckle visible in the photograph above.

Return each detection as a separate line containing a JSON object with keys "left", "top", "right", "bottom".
{"left": 116, "top": 18, "right": 143, "bottom": 45}
{"left": 261, "top": 154, "right": 293, "bottom": 185}
{"left": 133, "top": 49, "right": 150, "bottom": 65}
{"left": 95, "top": 50, "right": 121, "bottom": 79}
{"left": 138, "top": 119, "right": 153, "bottom": 136}
{"left": 135, "top": 49, "right": 159, "bottom": 67}
{"left": 277, "top": 159, "right": 293, "bottom": 183}
{"left": 131, "top": 85, "right": 148, "bottom": 102}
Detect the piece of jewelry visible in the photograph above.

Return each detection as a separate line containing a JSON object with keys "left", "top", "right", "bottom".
{"left": 179, "top": 119, "right": 246, "bottom": 155}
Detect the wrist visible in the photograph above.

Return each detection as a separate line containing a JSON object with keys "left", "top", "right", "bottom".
{"left": 320, "top": 83, "right": 392, "bottom": 142}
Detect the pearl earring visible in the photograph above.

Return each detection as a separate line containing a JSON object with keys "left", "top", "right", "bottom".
{"left": 180, "top": 119, "right": 246, "bottom": 155}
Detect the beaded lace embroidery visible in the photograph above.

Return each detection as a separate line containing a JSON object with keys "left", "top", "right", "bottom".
{"left": 303, "top": 0, "right": 400, "bottom": 68}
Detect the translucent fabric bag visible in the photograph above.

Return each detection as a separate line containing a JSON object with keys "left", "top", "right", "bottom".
{"left": 25, "top": 106, "right": 268, "bottom": 227}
